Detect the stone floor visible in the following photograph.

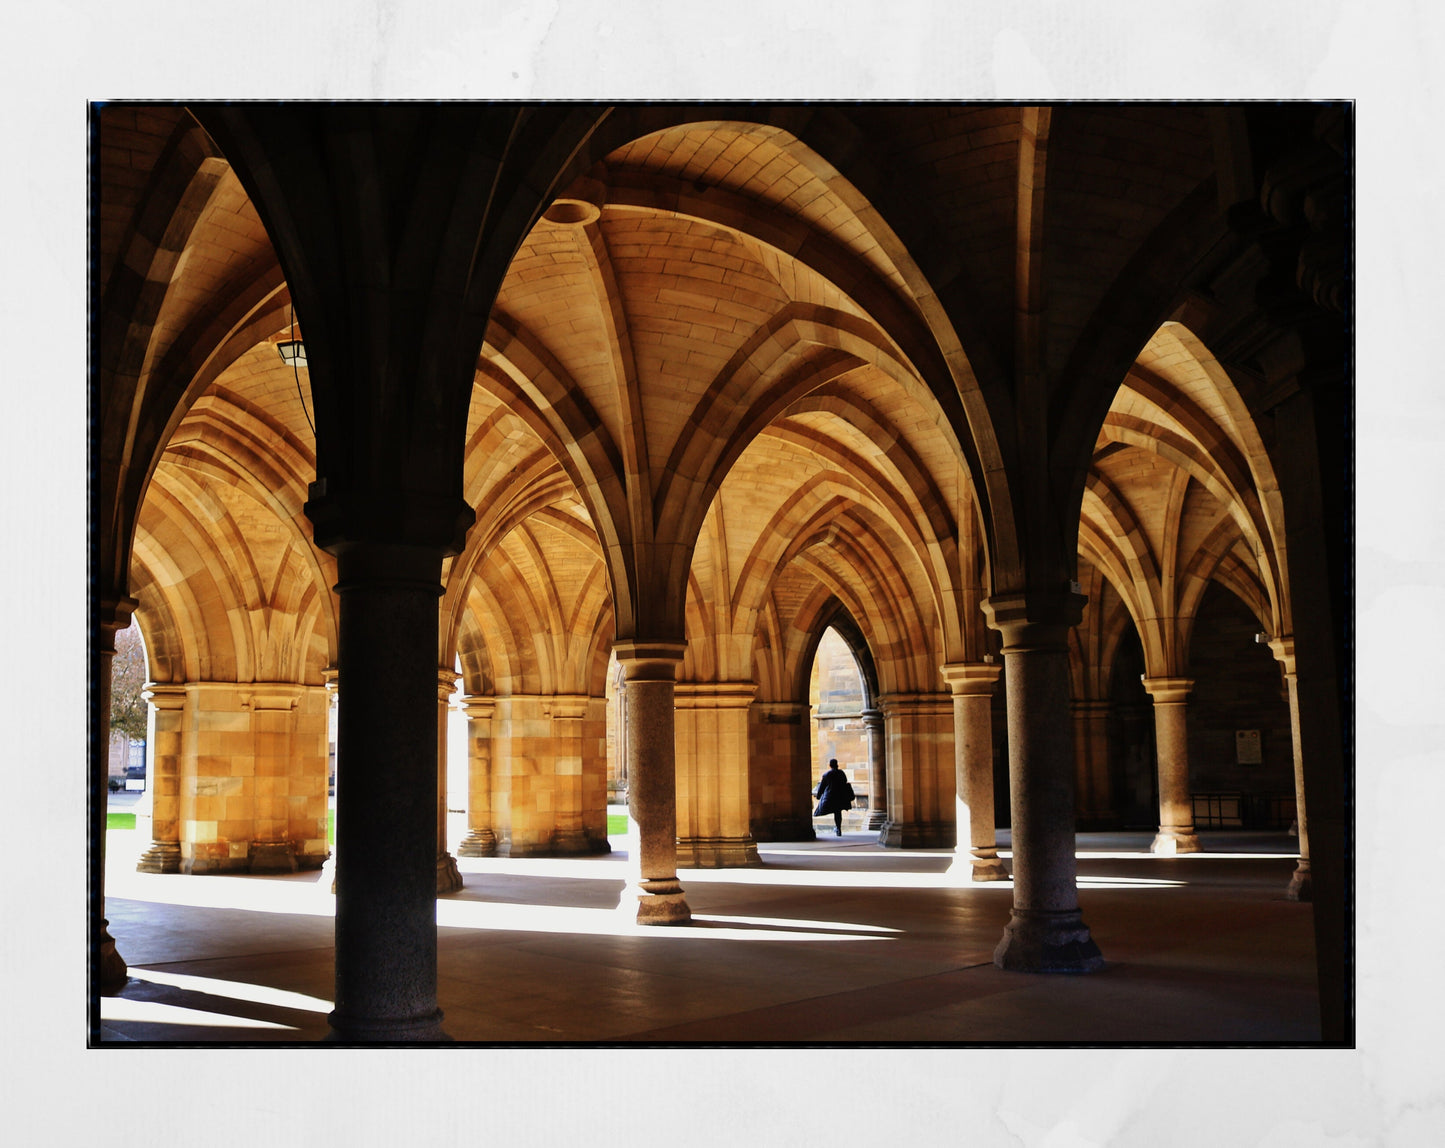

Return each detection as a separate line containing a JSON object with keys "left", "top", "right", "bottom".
{"left": 97, "top": 827, "right": 1321, "bottom": 1045}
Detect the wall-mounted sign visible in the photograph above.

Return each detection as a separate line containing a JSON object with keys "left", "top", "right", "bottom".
{"left": 1236, "top": 729, "right": 1262, "bottom": 765}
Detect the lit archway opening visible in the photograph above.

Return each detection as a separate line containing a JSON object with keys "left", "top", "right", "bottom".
{"left": 807, "top": 626, "right": 876, "bottom": 837}
{"left": 108, "top": 624, "right": 149, "bottom": 837}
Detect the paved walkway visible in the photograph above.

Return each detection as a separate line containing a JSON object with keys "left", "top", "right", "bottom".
{"left": 97, "top": 827, "right": 1318, "bottom": 1044}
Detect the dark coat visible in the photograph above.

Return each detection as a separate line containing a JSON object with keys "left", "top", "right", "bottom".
{"left": 812, "top": 767, "right": 854, "bottom": 817}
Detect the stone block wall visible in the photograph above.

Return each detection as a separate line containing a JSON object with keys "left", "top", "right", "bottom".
{"left": 582, "top": 698, "right": 611, "bottom": 850}
{"left": 1186, "top": 590, "right": 1294, "bottom": 810}
{"left": 1072, "top": 700, "right": 1116, "bottom": 830}
{"left": 174, "top": 682, "right": 329, "bottom": 873}
{"left": 490, "top": 694, "right": 610, "bottom": 856}
{"left": 877, "top": 693, "right": 956, "bottom": 848}
{"left": 491, "top": 695, "right": 549, "bottom": 855}
{"left": 675, "top": 683, "right": 759, "bottom": 866}
{"left": 748, "top": 701, "right": 815, "bottom": 841}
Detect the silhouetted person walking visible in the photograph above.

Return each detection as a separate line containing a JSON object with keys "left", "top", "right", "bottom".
{"left": 813, "top": 759, "right": 855, "bottom": 837}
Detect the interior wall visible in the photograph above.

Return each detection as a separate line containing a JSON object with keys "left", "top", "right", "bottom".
{"left": 1186, "top": 583, "right": 1295, "bottom": 824}
{"left": 1108, "top": 631, "right": 1156, "bottom": 830}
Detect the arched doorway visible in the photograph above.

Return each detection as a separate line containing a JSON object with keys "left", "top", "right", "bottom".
{"left": 807, "top": 625, "right": 875, "bottom": 836}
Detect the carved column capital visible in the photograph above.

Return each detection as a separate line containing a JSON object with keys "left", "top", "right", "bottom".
{"left": 1141, "top": 677, "right": 1194, "bottom": 705}
{"left": 96, "top": 596, "right": 140, "bottom": 652}
{"left": 981, "top": 590, "right": 1086, "bottom": 651}
{"left": 1267, "top": 635, "right": 1297, "bottom": 676}
{"left": 306, "top": 490, "right": 475, "bottom": 560}
{"left": 876, "top": 692, "right": 951, "bottom": 718}
{"left": 940, "top": 662, "right": 1003, "bottom": 696}
{"left": 612, "top": 639, "right": 687, "bottom": 680}
{"left": 461, "top": 695, "right": 496, "bottom": 723}
{"left": 142, "top": 683, "right": 188, "bottom": 710}
{"left": 437, "top": 667, "right": 460, "bottom": 704}
{"left": 672, "top": 681, "right": 758, "bottom": 709}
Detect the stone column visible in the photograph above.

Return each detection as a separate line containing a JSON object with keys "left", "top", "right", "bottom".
{"left": 327, "top": 541, "right": 450, "bottom": 1042}
{"left": 876, "top": 693, "right": 954, "bottom": 848}
{"left": 1270, "top": 638, "right": 1311, "bottom": 901}
{"left": 1142, "top": 677, "right": 1200, "bottom": 854}
{"left": 614, "top": 640, "right": 690, "bottom": 924}
{"left": 93, "top": 597, "right": 137, "bottom": 993}
{"left": 435, "top": 669, "right": 463, "bottom": 893}
{"left": 982, "top": 591, "right": 1102, "bottom": 973}
{"left": 547, "top": 695, "right": 593, "bottom": 855}
{"left": 675, "top": 682, "right": 761, "bottom": 867}
{"left": 247, "top": 686, "right": 301, "bottom": 873}
{"left": 290, "top": 684, "right": 332, "bottom": 870}
{"left": 862, "top": 707, "right": 887, "bottom": 830}
{"left": 456, "top": 697, "right": 497, "bottom": 856}
{"left": 136, "top": 684, "right": 185, "bottom": 873}
{"left": 614, "top": 673, "right": 629, "bottom": 801}
{"left": 942, "top": 663, "right": 1008, "bottom": 881}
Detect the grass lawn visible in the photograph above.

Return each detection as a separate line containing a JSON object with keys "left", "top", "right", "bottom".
{"left": 112, "top": 810, "right": 611, "bottom": 843}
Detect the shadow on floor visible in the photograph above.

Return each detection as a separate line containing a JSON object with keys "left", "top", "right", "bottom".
{"left": 97, "top": 830, "right": 1320, "bottom": 1045}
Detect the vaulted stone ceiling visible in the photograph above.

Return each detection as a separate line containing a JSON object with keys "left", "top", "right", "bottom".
{"left": 100, "top": 106, "right": 1283, "bottom": 702}
{"left": 1078, "top": 321, "right": 1291, "bottom": 681}
{"left": 465, "top": 120, "right": 980, "bottom": 694}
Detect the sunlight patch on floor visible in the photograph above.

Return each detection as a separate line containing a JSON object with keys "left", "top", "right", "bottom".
{"left": 456, "top": 855, "right": 628, "bottom": 881}
{"left": 1039, "top": 851, "right": 1300, "bottom": 861}
{"left": 755, "top": 846, "right": 945, "bottom": 860}
{"left": 435, "top": 897, "right": 892, "bottom": 941}
{"left": 679, "top": 867, "right": 972, "bottom": 889}
{"left": 100, "top": 997, "right": 298, "bottom": 1030}
{"left": 129, "top": 968, "right": 333, "bottom": 1013}
{"left": 693, "top": 913, "right": 900, "bottom": 933}
{"left": 107, "top": 868, "right": 337, "bottom": 917}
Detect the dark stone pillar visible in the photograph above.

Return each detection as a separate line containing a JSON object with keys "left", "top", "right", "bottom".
{"left": 982, "top": 591, "right": 1103, "bottom": 973}
{"left": 1274, "top": 385, "right": 1349, "bottom": 1042}
{"left": 326, "top": 541, "right": 450, "bottom": 1042}
{"left": 614, "top": 641, "right": 690, "bottom": 924}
